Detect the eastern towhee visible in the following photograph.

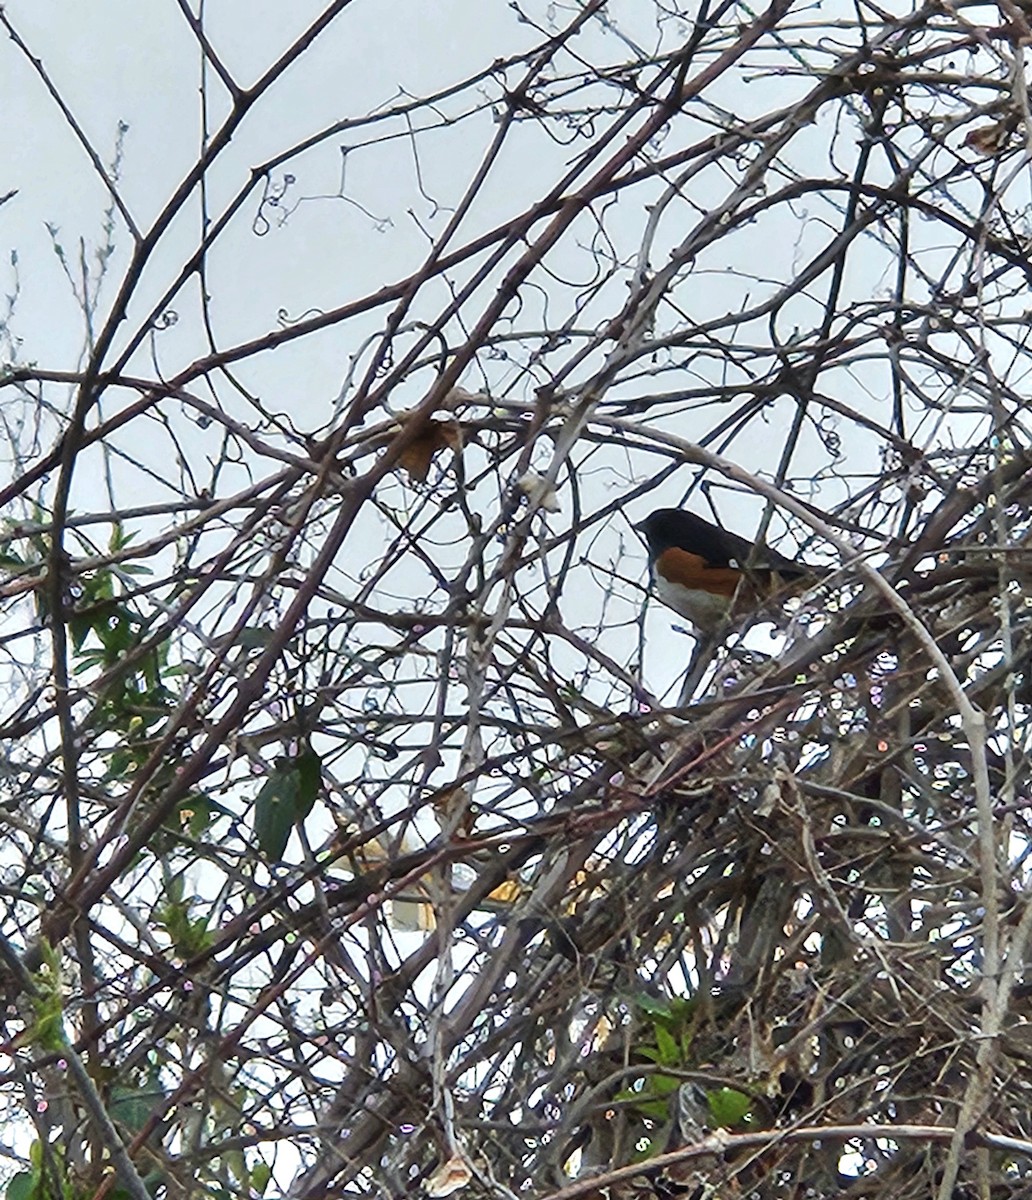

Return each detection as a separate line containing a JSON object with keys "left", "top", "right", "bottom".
{"left": 637, "top": 507, "right": 825, "bottom": 635}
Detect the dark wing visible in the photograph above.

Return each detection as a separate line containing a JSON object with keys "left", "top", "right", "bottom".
{"left": 639, "top": 507, "right": 825, "bottom": 578}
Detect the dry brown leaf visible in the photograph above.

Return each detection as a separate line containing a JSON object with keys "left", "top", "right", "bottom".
{"left": 486, "top": 878, "right": 522, "bottom": 905}
{"left": 389, "top": 896, "right": 436, "bottom": 933}
{"left": 424, "top": 1153, "right": 471, "bottom": 1197}
{"left": 430, "top": 783, "right": 475, "bottom": 834}
{"left": 398, "top": 419, "right": 464, "bottom": 482}
{"left": 964, "top": 121, "right": 1012, "bottom": 156}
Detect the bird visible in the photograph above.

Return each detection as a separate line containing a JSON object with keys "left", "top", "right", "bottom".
{"left": 636, "top": 507, "right": 825, "bottom": 635}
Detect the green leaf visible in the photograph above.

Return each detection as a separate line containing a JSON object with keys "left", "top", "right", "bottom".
{"left": 110, "top": 1083, "right": 165, "bottom": 1133}
{"left": 651, "top": 1073, "right": 680, "bottom": 1097}
{"left": 630, "top": 1138, "right": 658, "bottom": 1163}
{"left": 653, "top": 1023, "right": 679, "bottom": 1066}
{"left": 237, "top": 628, "right": 275, "bottom": 649}
{"left": 636, "top": 994, "right": 673, "bottom": 1019}
{"left": 30, "top": 995, "right": 66, "bottom": 1053}
{"left": 667, "top": 996, "right": 695, "bottom": 1021}
{"left": 250, "top": 1162, "right": 272, "bottom": 1195}
{"left": 73, "top": 651, "right": 107, "bottom": 674}
{"left": 706, "top": 1087, "right": 752, "bottom": 1128}
{"left": 295, "top": 748, "right": 321, "bottom": 819}
{"left": 224, "top": 1149, "right": 248, "bottom": 1187}
{"left": 84, "top": 570, "right": 114, "bottom": 602}
{"left": 254, "top": 762, "right": 301, "bottom": 861}
{"left": 632, "top": 1097, "right": 671, "bottom": 1120}
{"left": 253, "top": 748, "right": 321, "bottom": 861}
{"left": 69, "top": 612, "right": 93, "bottom": 652}
{"left": 95, "top": 606, "right": 134, "bottom": 658}
{"left": 27, "top": 944, "right": 66, "bottom": 1053}
{"left": 173, "top": 792, "right": 226, "bottom": 839}
{"left": 5, "top": 1172, "right": 37, "bottom": 1200}
{"left": 156, "top": 895, "right": 212, "bottom": 956}
{"left": 108, "top": 523, "right": 138, "bottom": 553}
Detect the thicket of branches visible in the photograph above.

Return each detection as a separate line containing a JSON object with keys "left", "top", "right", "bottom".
{"left": 4, "top": 1, "right": 1032, "bottom": 1197}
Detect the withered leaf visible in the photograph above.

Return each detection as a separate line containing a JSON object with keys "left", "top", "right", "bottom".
{"left": 398, "top": 419, "right": 464, "bottom": 483}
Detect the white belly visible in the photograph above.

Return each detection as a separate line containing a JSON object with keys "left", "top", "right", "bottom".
{"left": 654, "top": 576, "right": 732, "bottom": 635}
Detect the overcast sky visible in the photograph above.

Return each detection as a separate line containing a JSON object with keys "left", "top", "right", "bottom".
{"left": 3, "top": 1, "right": 1007, "bottom": 701}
